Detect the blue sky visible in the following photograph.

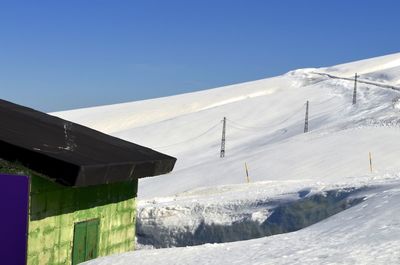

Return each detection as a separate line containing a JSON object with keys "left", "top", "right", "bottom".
{"left": 1, "top": 0, "right": 399, "bottom": 112}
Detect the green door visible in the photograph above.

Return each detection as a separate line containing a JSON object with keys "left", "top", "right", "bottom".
{"left": 72, "top": 219, "right": 100, "bottom": 265}
{"left": 72, "top": 222, "right": 86, "bottom": 264}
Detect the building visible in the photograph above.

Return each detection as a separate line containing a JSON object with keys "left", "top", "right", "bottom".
{"left": 0, "top": 99, "right": 176, "bottom": 265}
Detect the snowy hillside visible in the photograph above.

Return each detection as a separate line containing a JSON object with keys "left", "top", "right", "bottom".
{"left": 53, "top": 52, "right": 400, "bottom": 198}
{"left": 53, "top": 52, "right": 400, "bottom": 264}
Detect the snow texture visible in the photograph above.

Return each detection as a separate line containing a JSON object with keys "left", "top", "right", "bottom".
{"left": 52, "top": 52, "right": 400, "bottom": 264}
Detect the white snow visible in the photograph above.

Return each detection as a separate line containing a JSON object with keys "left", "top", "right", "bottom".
{"left": 52, "top": 52, "right": 400, "bottom": 264}
{"left": 83, "top": 181, "right": 400, "bottom": 265}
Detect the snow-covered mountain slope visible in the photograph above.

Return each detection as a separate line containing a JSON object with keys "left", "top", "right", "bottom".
{"left": 53, "top": 52, "right": 400, "bottom": 264}
{"left": 53, "top": 52, "right": 400, "bottom": 199}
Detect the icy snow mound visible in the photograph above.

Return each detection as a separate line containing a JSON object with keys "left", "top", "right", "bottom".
{"left": 136, "top": 180, "right": 369, "bottom": 249}
{"left": 84, "top": 179, "right": 400, "bottom": 265}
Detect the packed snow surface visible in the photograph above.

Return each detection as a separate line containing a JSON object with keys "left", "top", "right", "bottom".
{"left": 85, "top": 179, "right": 400, "bottom": 265}
{"left": 53, "top": 52, "right": 400, "bottom": 264}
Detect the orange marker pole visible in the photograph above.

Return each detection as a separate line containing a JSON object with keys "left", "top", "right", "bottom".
{"left": 245, "top": 162, "right": 250, "bottom": 183}
{"left": 369, "top": 152, "right": 373, "bottom": 173}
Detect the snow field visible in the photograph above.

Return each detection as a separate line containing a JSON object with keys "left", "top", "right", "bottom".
{"left": 53, "top": 52, "right": 400, "bottom": 264}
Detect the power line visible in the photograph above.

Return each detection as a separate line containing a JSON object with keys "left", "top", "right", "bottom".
{"left": 313, "top": 72, "right": 400, "bottom": 91}
{"left": 226, "top": 119, "right": 269, "bottom": 131}
{"left": 227, "top": 122, "right": 260, "bottom": 131}
{"left": 154, "top": 121, "right": 221, "bottom": 149}
{"left": 225, "top": 104, "right": 305, "bottom": 132}
{"left": 154, "top": 103, "right": 308, "bottom": 150}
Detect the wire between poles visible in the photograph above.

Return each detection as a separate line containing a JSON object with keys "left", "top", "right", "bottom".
{"left": 226, "top": 104, "right": 304, "bottom": 131}
{"left": 154, "top": 121, "right": 222, "bottom": 149}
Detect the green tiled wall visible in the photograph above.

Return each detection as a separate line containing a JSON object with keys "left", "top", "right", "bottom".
{"left": 28, "top": 175, "right": 138, "bottom": 265}
{"left": 0, "top": 160, "right": 138, "bottom": 265}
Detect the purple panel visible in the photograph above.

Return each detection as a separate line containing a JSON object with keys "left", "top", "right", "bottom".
{"left": 0, "top": 174, "right": 29, "bottom": 265}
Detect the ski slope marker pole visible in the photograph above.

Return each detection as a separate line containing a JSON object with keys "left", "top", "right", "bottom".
{"left": 245, "top": 162, "right": 250, "bottom": 183}
{"left": 369, "top": 152, "right": 373, "bottom": 173}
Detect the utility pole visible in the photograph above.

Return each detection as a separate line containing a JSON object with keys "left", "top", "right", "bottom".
{"left": 220, "top": 117, "right": 226, "bottom": 158}
{"left": 304, "top": 101, "right": 309, "bottom": 133}
{"left": 352, "top": 73, "right": 359, "bottom": 105}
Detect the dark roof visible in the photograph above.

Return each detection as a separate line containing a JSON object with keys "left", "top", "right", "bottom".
{"left": 0, "top": 99, "right": 176, "bottom": 187}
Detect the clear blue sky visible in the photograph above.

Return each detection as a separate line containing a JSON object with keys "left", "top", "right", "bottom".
{"left": 1, "top": 0, "right": 399, "bottom": 112}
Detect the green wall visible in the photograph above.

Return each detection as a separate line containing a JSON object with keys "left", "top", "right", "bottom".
{"left": 0, "top": 160, "right": 138, "bottom": 265}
